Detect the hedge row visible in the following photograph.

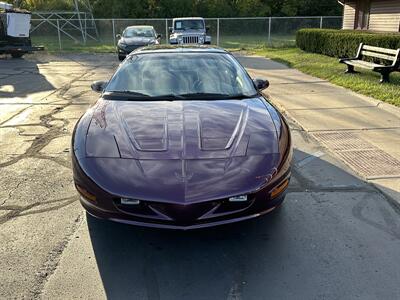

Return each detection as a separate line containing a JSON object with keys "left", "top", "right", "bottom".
{"left": 296, "top": 29, "right": 400, "bottom": 58}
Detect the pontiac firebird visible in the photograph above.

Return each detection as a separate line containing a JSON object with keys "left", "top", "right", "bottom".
{"left": 72, "top": 45, "right": 292, "bottom": 230}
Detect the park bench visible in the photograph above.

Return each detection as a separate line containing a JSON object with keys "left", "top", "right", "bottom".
{"left": 339, "top": 43, "right": 400, "bottom": 83}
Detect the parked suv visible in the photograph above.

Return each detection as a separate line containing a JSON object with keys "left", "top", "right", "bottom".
{"left": 169, "top": 17, "right": 211, "bottom": 45}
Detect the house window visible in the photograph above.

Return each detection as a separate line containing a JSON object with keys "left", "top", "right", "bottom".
{"left": 355, "top": 0, "right": 371, "bottom": 30}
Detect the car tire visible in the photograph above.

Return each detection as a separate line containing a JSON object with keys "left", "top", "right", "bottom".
{"left": 118, "top": 55, "right": 125, "bottom": 61}
{"left": 11, "top": 53, "right": 24, "bottom": 59}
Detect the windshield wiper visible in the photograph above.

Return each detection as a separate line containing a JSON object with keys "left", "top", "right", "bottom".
{"left": 222, "top": 93, "right": 258, "bottom": 99}
{"left": 104, "top": 91, "right": 188, "bottom": 101}
{"left": 106, "top": 91, "right": 150, "bottom": 97}
{"left": 102, "top": 91, "right": 151, "bottom": 100}
{"left": 178, "top": 93, "right": 257, "bottom": 100}
{"left": 102, "top": 91, "right": 255, "bottom": 101}
{"left": 149, "top": 94, "right": 185, "bottom": 100}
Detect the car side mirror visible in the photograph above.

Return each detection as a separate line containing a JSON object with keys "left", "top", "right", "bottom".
{"left": 157, "top": 34, "right": 162, "bottom": 39}
{"left": 91, "top": 81, "right": 108, "bottom": 93}
{"left": 169, "top": 27, "right": 173, "bottom": 33}
{"left": 253, "top": 78, "right": 269, "bottom": 91}
{"left": 116, "top": 34, "right": 121, "bottom": 39}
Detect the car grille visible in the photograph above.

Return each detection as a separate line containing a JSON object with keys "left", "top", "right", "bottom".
{"left": 182, "top": 36, "right": 199, "bottom": 44}
{"left": 114, "top": 194, "right": 255, "bottom": 224}
{"left": 126, "top": 44, "right": 142, "bottom": 52}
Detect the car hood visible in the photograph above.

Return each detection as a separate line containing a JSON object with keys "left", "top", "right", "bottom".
{"left": 172, "top": 30, "right": 206, "bottom": 36}
{"left": 78, "top": 97, "right": 281, "bottom": 203}
{"left": 120, "top": 36, "right": 155, "bottom": 45}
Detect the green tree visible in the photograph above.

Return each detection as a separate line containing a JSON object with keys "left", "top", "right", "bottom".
{"left": 8, "top": 0, "right": 342, "bottom": 18}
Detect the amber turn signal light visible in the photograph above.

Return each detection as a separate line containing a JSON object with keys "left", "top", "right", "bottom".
{"left": 76, "top": 184, "right": 97, "bottom": 203}
{"left": 270, "top": 179, "right": 289, "bottom": 199}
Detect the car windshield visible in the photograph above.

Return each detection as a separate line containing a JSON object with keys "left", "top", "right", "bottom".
{"left": 105, "top": 52, "right": 257, "bottom": 100}
{"left": 123, "top": 27, "right": 154, "bottom": 38}
{"left": 174, "top": 20, "right": 204, "bottom": 30}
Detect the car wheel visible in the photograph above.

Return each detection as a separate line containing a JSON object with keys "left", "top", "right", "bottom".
{"left": 118, "top": 55, "right": 125, "bottom": 61}
{"left": 11, "top": 53, "right": 24, "bottom": 58}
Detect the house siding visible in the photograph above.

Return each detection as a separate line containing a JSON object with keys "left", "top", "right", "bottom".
{"left": 368, "top": 0, "right": 400, "bottom": 32}
{"left": 343, "top": 1, "right": 356, "bottom": 29}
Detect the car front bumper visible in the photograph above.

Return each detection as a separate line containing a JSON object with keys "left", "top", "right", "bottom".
{"left": 73, "top": 151, "right": 289, "bottom": 230}
{"left": 80, "top": 192, "right": 286, "bottom": 230}
{"left": 117, "top": 44, "right": 146, "bottom": 56}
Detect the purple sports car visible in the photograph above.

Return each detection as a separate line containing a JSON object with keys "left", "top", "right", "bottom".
{"left": 72, "top": 45, "right": 292, "bottom": 229}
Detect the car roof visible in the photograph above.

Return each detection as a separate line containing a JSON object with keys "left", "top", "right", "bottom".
{"left": 130, "top": 45, "right": 228, "bottom": 56}
{"left": 173, "top": 17, "right": 204, "bottom": 21}
{"left": 125, "top": 25, "right": 154, "bottom": 30}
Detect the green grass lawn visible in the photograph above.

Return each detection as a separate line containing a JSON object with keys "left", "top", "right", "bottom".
{"left": 219, "top": 34, "right": 296, "bottom": 49}
{"left": 254, "top": 47, "right": 400, "bottom": 107}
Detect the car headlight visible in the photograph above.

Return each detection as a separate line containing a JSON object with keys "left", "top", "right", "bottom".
{"left": 270, "top": 178, "right": 290, "bottom": 198}
{"left": 177, "top": 36, "right": 183, "bottom": 44}
{"left": 199, "top": 36, "right": 205, "bottom": 43}
{"left": 76, "top": 184, "right": 97, "bottom": 203}
{"left": 118, "top": 43, "right": 127, "bottom": 49}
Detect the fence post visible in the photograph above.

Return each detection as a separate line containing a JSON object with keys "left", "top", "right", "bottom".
{"left": 165, "top": 19, "right": 168, "bottom": 44}
{"left": 268, "top": 17, "right": 271, "bottom": 46}
{"left": 320, "top": 16, "right": 323, "bottom": 29}
{"left": 56, "top": 19, "right": 62, "bottom": 51}
{"left": 112, "top": 19, "right": 116, "bottom": 46}
{"left": 84, "top": 17, "right": 87, "bottom": 42}
{"left": 216, "top": 18, "right": 220, "bottom": 46}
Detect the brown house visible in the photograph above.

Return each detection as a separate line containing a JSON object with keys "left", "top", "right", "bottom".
{"left": 339, "top": 0, "right": 400, "bottom": 32}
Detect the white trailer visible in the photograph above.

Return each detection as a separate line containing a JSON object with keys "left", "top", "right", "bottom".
{"left": 0, "top": 2, "right": 43, "bottom": 58}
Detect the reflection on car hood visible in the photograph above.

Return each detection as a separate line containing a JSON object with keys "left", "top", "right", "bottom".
{"left": 86, "top": 98, "right": 278, "bottom": 159}
{"left": 79, "top": 97, "right": 282, "bottom": 203}
{"left": 121, "top": 37, "right": 155, "bottom": 45}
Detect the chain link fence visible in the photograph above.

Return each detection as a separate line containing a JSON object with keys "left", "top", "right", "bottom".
{"left": 29, "top": 16, "right": 342, "bottom": 51}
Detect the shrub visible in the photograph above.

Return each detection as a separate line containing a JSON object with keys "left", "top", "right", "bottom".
{"left": 296, "top": 29, "right": 400, "bottom": 58}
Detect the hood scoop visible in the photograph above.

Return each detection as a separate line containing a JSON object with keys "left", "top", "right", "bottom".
{"left": 86, "top": 99, "right": 278, "bottom": 160}
{"left": 200, "top": 106, "right": 248, "bottom": 151}
{"left": 116, "top": 106, "right": 168, "bottom": 152}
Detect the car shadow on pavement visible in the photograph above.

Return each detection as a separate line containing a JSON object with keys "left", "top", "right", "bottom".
{"left": 87, "top": 209, "right": 283, "bottom": 300}
{"left": 0, "top": 57, "right": 55, "bottom": 98}
{"left": 86, "top": 149, "right": 400, "bottom": 300}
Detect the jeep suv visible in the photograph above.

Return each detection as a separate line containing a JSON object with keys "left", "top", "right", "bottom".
{"left": 169, "top": 17, "right": 211, "bottom": 45}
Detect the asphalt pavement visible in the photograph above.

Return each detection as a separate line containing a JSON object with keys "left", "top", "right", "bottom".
{"left": 0, "top": 53, "right": 399, "bottom": 300}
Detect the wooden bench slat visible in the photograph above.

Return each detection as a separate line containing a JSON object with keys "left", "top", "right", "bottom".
{"left": 345, "top": 60, "right": 382, "bottom": 69}
{"left": 361, "top": 50, "right": 396, "bottom": 61}
{"left": 363, "top": 45, "right": 398, "bottom": 55}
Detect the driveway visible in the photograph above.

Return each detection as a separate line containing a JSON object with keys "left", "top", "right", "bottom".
{"left": 0, "top": 53, "right": 399, "bottom": 299}
{"left": 239, "top": 55, "right": 400, "bottom": 205}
